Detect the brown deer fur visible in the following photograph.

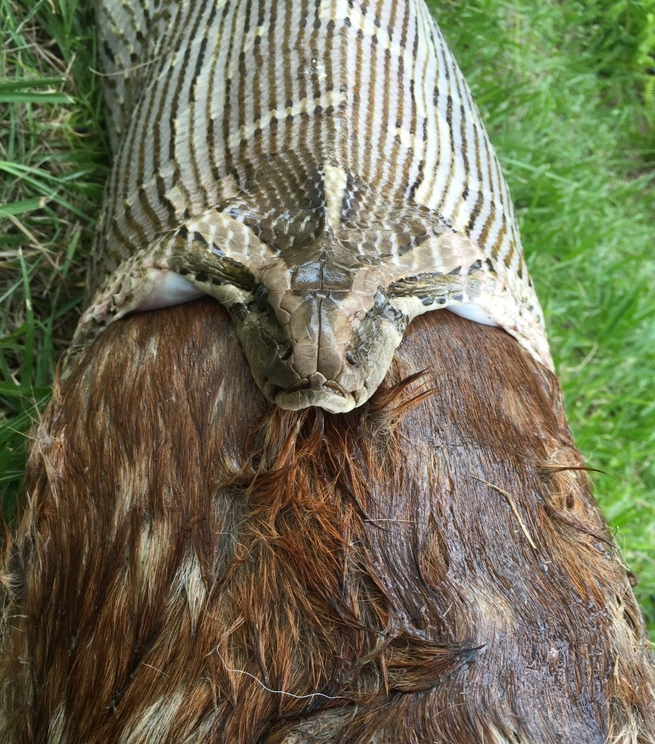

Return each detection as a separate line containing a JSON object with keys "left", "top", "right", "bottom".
{"left": 1, "top": 298, "right": 654, "bottom": 742}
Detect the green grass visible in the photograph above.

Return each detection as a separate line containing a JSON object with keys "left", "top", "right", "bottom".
{"left": 435, "top": 0, "right": 655, "bottom": 636}
{"left": 0, "top": 0, "right": 108, "bottom": 523}
{"left": 1, "top": 0, "right": 654, "bottom": 636}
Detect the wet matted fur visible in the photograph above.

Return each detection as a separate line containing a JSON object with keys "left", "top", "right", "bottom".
{"left": 1, "top": 299, "right": 654, "bottom": 742}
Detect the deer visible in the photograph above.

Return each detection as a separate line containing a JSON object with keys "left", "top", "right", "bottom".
{"left": 1, "top": 0, "right": 654, "bottom": 741}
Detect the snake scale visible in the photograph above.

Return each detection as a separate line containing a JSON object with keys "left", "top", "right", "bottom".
{"left": 76, "top": 0, "right": 552, "bottom": 413}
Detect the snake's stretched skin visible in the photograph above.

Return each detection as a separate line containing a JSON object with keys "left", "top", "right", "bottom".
{"left": 75, "top": 0, "right": 552, "bottom": 413}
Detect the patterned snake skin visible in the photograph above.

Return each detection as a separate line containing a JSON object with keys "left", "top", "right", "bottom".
{"left": 74, "top": 0, "right": 552, "bottom": 413}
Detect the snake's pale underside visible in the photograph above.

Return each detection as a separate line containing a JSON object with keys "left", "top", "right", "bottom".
{"left": 75, "top": 0, "right": 552, "bottom": 413}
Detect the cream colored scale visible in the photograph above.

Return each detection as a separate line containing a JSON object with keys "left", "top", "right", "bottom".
{"left": 74, "top": 0, "right": 552, "bottom": 412}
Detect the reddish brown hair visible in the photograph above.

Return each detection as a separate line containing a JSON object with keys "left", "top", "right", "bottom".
{"left": 1, "top": 299, "right": 654, "bottom": 742}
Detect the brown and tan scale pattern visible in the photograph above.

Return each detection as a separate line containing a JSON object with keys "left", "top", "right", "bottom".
{"left": 71, "top": 0, "right": 552, "bottom": 413}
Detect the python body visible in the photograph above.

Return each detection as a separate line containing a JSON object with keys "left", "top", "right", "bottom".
{"left": 76, "top": 0, "right": 552, "bottom": 413}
